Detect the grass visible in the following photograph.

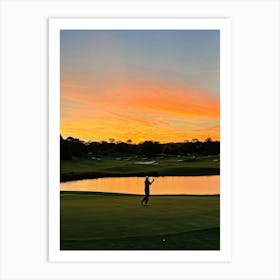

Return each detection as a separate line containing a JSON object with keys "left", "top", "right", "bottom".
{"left": 60, "top": 192, "right": 220, "bottom": 250}
{"left": 61, "top": 155, "right": 220, "bottom": 181}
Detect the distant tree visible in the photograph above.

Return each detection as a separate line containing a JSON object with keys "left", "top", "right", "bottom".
{"left": 115, "top": 142, "right": 129, "bottom": 154}
{"left": 65, "top": 136, "right": 87, "bottom": 157}
{"left": 66, "top": 136, "right": 80, "bottom": 142}
{"left": 139, "top": 141, "right": 161, "bottom": 156}
{"left": 60, "top": 135, "right": 72, "bottom": 160}
{"left": 60, "top": 134, "right": 220, "bottom": 159}
{"left": 88, "top": 141, "right": 101, "bottom": 155}
{"left": 202, "top": 138, "right": 219, "bottom": 155}
{"left": 162, "top": 142, "right": 181, "bottom": 155}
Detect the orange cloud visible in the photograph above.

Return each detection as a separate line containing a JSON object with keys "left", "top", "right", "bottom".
{"left": 60, "top": 76, "right": 219, "bottom": 143}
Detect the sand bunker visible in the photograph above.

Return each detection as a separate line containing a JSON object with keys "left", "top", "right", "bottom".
{"left": 134, "top": 161, "right": 159, "bottom": 165}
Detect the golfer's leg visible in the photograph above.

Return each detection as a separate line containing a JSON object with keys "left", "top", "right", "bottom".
{"left": 146, "top": 194, "right": 149, "bottom": 204}
{"left": 142, "top": 195, "right": 146, "bottom": 204}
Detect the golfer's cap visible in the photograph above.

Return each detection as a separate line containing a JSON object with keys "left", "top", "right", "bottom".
{"left": 146, "top": 176, "right": 149, "bottom": 179}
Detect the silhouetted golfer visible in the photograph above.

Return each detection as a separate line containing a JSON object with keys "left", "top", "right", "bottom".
{"left": 141, "top": 176, "right": 155, "bottom": 206}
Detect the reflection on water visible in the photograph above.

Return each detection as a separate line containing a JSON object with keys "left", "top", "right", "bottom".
{"left": 60, "top": 176, "right": 220, "bottom": 195}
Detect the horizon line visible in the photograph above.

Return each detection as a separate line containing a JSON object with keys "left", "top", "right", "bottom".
{"left": 61, "top": 134, "right": 220, "bottom": 144}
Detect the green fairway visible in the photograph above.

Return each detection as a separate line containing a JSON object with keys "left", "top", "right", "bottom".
{"left": 61, "top": 155, "right": 220, "bottom": 181}
{"left": 60, "top": 192, "right": 220, "bottom": 250}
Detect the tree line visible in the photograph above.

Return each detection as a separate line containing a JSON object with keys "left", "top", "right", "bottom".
{"left": 60, "top": 135, "right": 220, "bottom": 160}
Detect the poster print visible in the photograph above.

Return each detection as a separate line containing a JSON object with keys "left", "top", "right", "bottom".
{"left": 49, "top": 18, "right": 231, "bottom": 262}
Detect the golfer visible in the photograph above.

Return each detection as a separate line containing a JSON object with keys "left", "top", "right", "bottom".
{"left": 141, "top": 176, "right": 155, "bottom": 206}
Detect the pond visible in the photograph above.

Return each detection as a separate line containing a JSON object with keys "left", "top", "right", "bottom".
{"left": 60, "top": 175, "right": 220, "bottom": 195}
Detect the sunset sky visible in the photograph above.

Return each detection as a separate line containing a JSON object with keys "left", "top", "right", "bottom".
{"left": 60, "top": 30, "right": 220, "bottom": 143}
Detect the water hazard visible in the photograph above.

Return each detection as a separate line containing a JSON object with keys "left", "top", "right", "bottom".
{"left": 60, "top": 175, "right": 220, "bottom": 195}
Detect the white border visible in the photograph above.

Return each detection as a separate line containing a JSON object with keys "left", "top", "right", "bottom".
{"left": 49, "top": 18, "right": 231, "bottom": 262}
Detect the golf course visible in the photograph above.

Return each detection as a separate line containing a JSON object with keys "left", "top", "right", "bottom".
{"left": 60, "top": 155, "right": 220, "bottom": 250}
{"left": 60, "top": 191, "right": 220, "bottom": 250}
{"left": 61, "top": 155, "right": 220, "bottom": 182}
